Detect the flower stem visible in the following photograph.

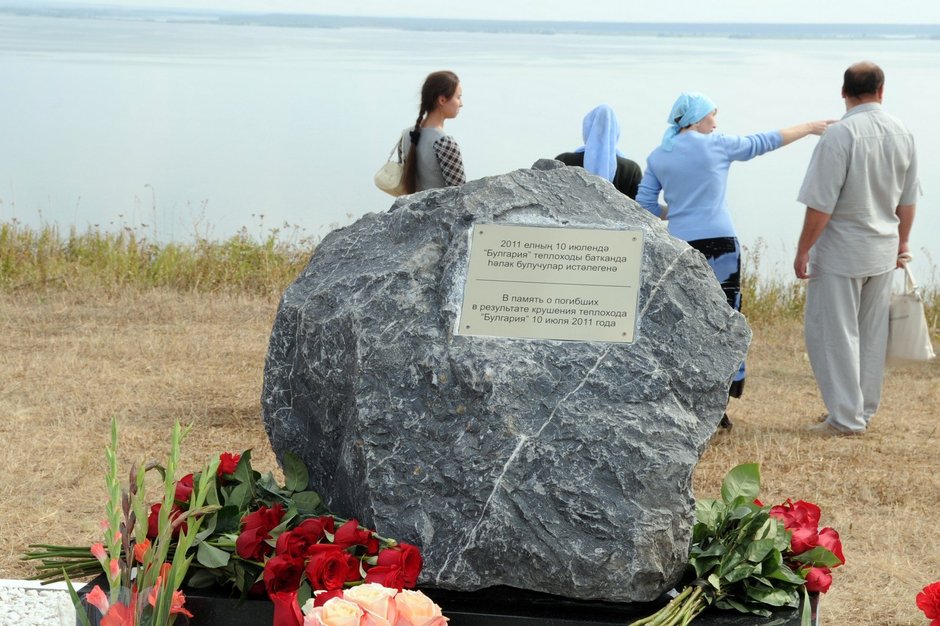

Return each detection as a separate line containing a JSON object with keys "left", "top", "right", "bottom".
{"left": 628, "top": 585, "right": 709, "bottom": 626}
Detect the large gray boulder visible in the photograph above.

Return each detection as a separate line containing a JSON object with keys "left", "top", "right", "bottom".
{"left": 261, "top": 161, "right": 750, "bottom": 602}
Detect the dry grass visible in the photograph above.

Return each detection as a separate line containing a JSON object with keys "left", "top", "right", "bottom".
{"left": 1, "top": 288, "right": 937, "bottom": 625}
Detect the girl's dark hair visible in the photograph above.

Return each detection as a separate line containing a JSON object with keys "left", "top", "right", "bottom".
{"left": 402, "top": 70, "right": 460, "bottom": 194}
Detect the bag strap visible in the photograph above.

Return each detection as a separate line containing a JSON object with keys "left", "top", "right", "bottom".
{"left": 898, "top": 254, "right": 919, "bottom": 295}
{"left": 387, "top": 140, "right": 401, "bottom": 163}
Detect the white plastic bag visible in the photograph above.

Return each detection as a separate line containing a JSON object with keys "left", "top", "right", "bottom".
{"left": 887, "top": 263, "right": 936, "bottom": 362}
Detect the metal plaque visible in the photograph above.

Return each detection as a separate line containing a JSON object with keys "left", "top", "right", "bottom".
{"left": 456, "top": 224, "right": 643, "bottom": 343}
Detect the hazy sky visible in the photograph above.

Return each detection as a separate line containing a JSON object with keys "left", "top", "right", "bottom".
{"left": 38, "top": 0, "right": 940, "bottom": 23}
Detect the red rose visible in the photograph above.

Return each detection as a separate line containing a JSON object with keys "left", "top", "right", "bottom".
{"left": 770, "top": 499, "right": 821, "bottom": 531}
{"left": 268, "top": 589, "right": 303, "bottom": 626}
{"left": 788, "top": 527, "right": 819, "bottom": 555}
{"left": 803, "top": 566, "right": 832, "bottom": 593}
{"left": 275, "top": 517, "right": 334, "bottom": 558}
{"left": 146, "top": 503, "right": 187, "bottom": 539}
{"left": 345, "top": 553, "right": 364, "bottom": 582}
{"left": 263, "top": 554, "right": 305, "bottom": 594}
{"left": 817, "top": 527, "right": 845, "bottom": 565}
{"left": 174, "top": 474, "right": 194, "bottom": 506}
{"left": 236, "top": 503, "right": 286, "bottom": 561}
{"left": 303, "top": 544, "right": 349, "bottom": 591}
{"left": 376, "top": 543, "right": 423, "bottom": 588}
{"left": 916, "top": 581, "right": 940, "bottom": 624}
{"left": 217, "top": 452, "right": 241, "bottom": 478}
{"left": 364, "top": 563, "right": 406, "bottom": 590}
{"left": 333, "top": 519, "right": 379, "bottom": 553}
{"left": 311, "top": 589, "right": 344, "bottom": 607}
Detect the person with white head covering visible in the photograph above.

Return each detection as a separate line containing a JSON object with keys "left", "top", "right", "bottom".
{"left": 637, "top": 91, "right": 832, "bottom": 429}
{"left": 555, "top": 104, "right": 642, "bottom": 199}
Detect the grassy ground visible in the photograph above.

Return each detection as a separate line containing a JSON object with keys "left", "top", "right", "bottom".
{"left": 1, "top": 222, "right": 937, "bottom": 625}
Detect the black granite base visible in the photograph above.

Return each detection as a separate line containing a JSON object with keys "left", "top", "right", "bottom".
{"left": 76, "top": 578, "right": 818, "bottom": 626}
{"left": 419, "top": 585, "right": 818, "bottom": 626}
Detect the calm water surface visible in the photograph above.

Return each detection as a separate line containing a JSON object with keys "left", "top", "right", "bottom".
{"left": 0, "top": 15, "right": 937, "bottom": 280}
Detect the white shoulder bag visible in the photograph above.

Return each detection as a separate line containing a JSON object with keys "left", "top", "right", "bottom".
{"left": 374, "top": 140, "right": 407, "bottom": 197}
{"left": 887, "top": 261, "right": 936, "bottom": 362}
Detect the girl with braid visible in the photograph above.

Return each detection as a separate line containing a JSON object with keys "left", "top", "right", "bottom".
{"left": 399, "top": 70, "right": 466, "bottom": 194}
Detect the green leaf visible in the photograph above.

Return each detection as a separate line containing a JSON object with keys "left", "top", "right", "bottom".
{"left": 719, "top": 548, "right": 747, "bottom": 577}
{"left": 297, "top": 581, "right": 312, "bottom": 609}
{"left": 283, "top": 451, "right": 310, "bottom": 493}
{"left": 185, "top": 568, "right": 223, "bottom": 589}
{"left": 695, "top": 498, "right": 722, "bottom": 528}
{"left": 745, "top": 538, "right": 777, "bottom": 564}
{"left": 800, "top": 587, "right": 813, "bottom": 626}
{"left": 791, "top": 546, "right": 843, "bottom": 568}
{"left": 212, "top": 505, "right": 244, "bottom": 534}
{"left": 233, "top": 449, "right": 255, "bottom": 484}
{"left": 721, "top": 463, "right": 761, "bottom": 505}
{"left": 197, "top": 542, "right": 231, "bottom": 568}
{"left": 292, "top": 491, "right": 325, "bottom": 515}
{"left": 227, "top": 482, "right": 253, "bottom": 510}
{"left": 765, "top": 563, "right": 807, "bottom": 586}
{"left": 746, "top": 586, "right": 798, "bottom": 607}
{"left": 715, "top": 597, "right": 774, "bottom": 617}
{"left": 726, "top": 562, "right": 757, "bottom": 583}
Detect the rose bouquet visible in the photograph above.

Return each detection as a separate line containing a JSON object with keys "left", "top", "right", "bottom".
{"left": 918, "top": 581, "right": 940, "bottom": 625}
{"left": 26, "top": 420, "right": 437, "bottom": 626}
{"left": 628, "top": 463, "right": 844, "bottom": 626}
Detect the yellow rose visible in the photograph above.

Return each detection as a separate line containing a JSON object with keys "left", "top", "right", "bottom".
{"left": 304, "top": 597, "right": 363, "bottom": 626}
{"left": 394, "top": 589, "right": 447, "bottom": 626}
{"left": 342, "top": 583, "right": 399, "bottom": 626}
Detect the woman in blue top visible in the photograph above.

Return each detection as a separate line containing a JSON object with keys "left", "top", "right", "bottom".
{"left": 637, "top": 92, "right": 830, "bottom": 428}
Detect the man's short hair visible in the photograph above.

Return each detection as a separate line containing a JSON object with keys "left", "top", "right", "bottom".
{"left": 843, "top": 62, "right": 884, "bottom": 98}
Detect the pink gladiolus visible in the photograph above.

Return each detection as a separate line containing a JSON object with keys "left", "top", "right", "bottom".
{"left": 100, "top": 602, "right": 134, "bottom": 626}
{"left": 109, "top": 559, "right": 120, "bottom": 579}
{"left": 90, "top": 543, "right": 107, "bottom": 562}
{"left": 86, "top": 585, "right": 110, "bottom": 615}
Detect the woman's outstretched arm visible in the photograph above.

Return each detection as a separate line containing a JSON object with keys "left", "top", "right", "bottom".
{"left": 779, "top": 120, "right": 833, "bottom": 146}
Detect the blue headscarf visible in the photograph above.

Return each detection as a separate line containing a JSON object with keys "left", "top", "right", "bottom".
{"left": 573, "top": 104, "right": 625, "bottom": 182}
{"left": 661, "top": 92, "right": 717, "bottom": 152}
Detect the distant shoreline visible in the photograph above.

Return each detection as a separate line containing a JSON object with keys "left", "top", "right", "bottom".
{"left": 2, "top": 6, "right": 939, "bottom": 40}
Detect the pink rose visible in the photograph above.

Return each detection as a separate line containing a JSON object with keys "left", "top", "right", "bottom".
{"left": 342, "top": 582, "right": 399, "bottom": 626}
{"left": 393, "top": 589, "right": 447, "bottom": 626}
{"left": 304, "top": 596, "right": 363, "bottom": 626}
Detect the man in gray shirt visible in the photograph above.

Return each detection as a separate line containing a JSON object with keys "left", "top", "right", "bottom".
{"left": 794, "top": 61, "right": 920, "bottom": 435}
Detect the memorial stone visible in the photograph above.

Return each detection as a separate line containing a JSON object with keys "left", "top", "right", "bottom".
{"left": 261, "top": 161, "right": 750, "bottom": 603}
